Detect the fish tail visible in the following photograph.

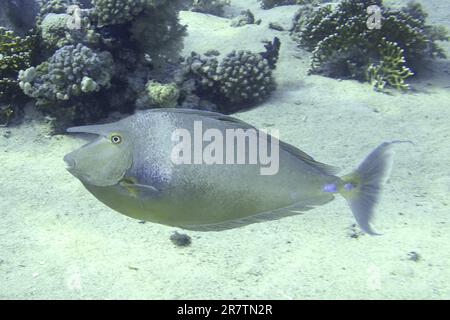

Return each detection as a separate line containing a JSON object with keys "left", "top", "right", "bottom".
{"left": 338, "top": 141, "right": 412, "bottom": 235}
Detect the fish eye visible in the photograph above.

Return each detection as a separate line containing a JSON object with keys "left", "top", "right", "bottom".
{"left": 111, "top": 134, "right": 122, "bottom": 144}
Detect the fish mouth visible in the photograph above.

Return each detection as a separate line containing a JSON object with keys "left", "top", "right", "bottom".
{"left": 63, "top": 154, "right": 76, "bottom": 171}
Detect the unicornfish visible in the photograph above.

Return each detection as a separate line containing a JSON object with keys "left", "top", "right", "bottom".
{"left": 64, "top": 109, "right": 406, "bottom": 234}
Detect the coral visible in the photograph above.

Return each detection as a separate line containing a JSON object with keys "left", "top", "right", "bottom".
{"left": 19, "top": 43, "right": 114, "bottom": 104}
{"left": 36, "top": 0, "right": 78, "bottom": 28}
{"left": 190, "top": 0, "right": 231, "bottom": 17}
{"left": 145, "top": 81, "right": 180, "bottom": 108}
{"left": 292, "top": 0, "right": 449, "bottom": 90}
{"left": 38, "top": 0, "right": 72, "bottom": 17}
{"left": 92, "top": 0, "right": 148, "bottom": 26}
{"left": 40, "top": 13, "right": 72, "bottom": 47}
{"left": 130, "top": 0, "right": 186, "bottom": 70}
{"left": 367, "top": 39, "right": 414, "bottom": 91}
{"left": 39, "top": 9, "right": 102, "bottom": 50}
{"left": 181, "top": 38, "right": 281, "bottom": 112}
{"left": 0, "top": 27, "right": 35, "bottom": 102}
{"left": 218, "top": 50, "right": 276, "bottom": 107}
{"left": 8, "top": 0, "right": 186, "bottom": 129}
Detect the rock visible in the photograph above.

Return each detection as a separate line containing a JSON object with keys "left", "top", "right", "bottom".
{"left": 269, "top": 22, "right": 284, "bottom": 31}
{"left": 407, "top": 251, "right": 421, "bottom": 262}
{"left": 170, "top": 231, "right": 192, "bottom": 247}
{"left": 2, "top": 130, "right": 11, "bottom": 138}
{"left": 231, "top": 10, "right": 256, "bottom": 28}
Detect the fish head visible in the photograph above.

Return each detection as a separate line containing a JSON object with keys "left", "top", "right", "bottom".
{"left": 64, "top": 122, "right": 133, "bottom": 187}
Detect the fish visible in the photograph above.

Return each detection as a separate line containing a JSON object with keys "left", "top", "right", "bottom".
{"left": 64, "top": 108, "right": 406, "bottom": 235}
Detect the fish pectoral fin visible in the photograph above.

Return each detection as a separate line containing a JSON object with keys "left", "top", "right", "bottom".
{"left": 119, "top": 178, "right": 160, "bottom": 198}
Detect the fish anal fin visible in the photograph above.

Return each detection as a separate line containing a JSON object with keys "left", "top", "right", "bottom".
{"left": 181, "top": 196, "right": 334, "bottom": 232}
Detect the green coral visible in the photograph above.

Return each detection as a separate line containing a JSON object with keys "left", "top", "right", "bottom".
{"left": 36, "top": 0, "right": 78, "bottom": 29}
{"left": 292, "top": 0, "right": 449, "bottom": 90}
{"left": 367, "top": 39, "right": 414, "bottom": 91}
{"left": 146, "top": 81, "right": 180, "bottom": 108}
{"left": 40, "top": 13, "right": 72, "bottom": 48}
{"left": 0, "top": 27, "right": 35, "bottom": 102}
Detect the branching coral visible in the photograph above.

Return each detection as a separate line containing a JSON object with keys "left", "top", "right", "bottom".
{"left": 17, "top": 44, "right": 115, "bottom": 131}
{"left": 181, "top": 38, "right": 281, "bottom": 112}
{"left": 19, "top": 43, "right": 114, "bottom": 104}
{"left": 0, "top": 27, "right": 35, "bottom": 102}
{"left": 292, "top": 0, "right": 449, "bottom": 90}
{"left": 92, "top": 0, "right": 148, "bottom": 26}
{"left": 367, "top": 39, "right": 414, "bottom": 91}
{"left": 38, "top": 0, "right": 73, "bottom": 18}
{"left": 39, "top": 10, "right": 101, "bottom": 50}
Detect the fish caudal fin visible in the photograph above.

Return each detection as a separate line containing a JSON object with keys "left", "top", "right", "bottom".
{"left": 339, "top": 141, "right": 411, "bottom": 235}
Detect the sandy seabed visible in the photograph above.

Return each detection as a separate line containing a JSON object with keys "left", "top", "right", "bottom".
{"left": 0, "top": 0, "right": 449, "bottom": 299}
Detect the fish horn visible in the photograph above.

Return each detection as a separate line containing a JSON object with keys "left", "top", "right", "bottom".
{"left": 338, "top": 141, "right": 413, "bottom": 235}
{"left": 67, "top": 124, "right": 112, "bottom": 136}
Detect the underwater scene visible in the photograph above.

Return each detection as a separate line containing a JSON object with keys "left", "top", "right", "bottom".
{"left": 0, "top": 0, "right": 449, "bottom": 300}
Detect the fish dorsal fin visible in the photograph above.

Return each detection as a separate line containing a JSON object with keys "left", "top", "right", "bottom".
{"left": 277, "top": 141, "right": 340, "bottom": 175}
{"left": 147, "top": 108, "right": 340, "bottom": 175}
{"left": 180, "top": 195, "right": 335, "bottom": 232}
{"left": 145, "top": 108, "right": 251, "bottom": 127}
